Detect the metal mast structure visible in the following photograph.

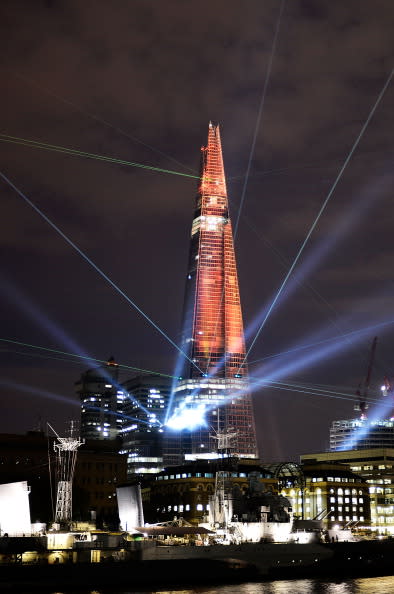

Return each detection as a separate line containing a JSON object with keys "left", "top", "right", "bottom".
{"left": 50, "top": 422, "right": 84, "bottom": 524}
{"left": 354, "top": 337, "right": 378, "bottom": 419}
{"left": 172, "top": 122, "right": 257, "bottom": 459}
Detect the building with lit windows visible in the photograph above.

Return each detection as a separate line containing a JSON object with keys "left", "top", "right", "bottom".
{"left": 121, "top": 374, "right": 171, "bottom": 476}
{"left": 77, "top": 362, "right": 172, "bottom": 476}
{"left": 301, "top": 449, "right": 394, "bottom": 535}
{"left": 280, "top": 461, "right": 370, "bottom": 533}
{"left": 144, "top": 458, "right": 279, "bottom": 526}
{"left": 330, "top": 418, "right": 394, "bottom": 451}
{"left": 166, "top": 123, "right": 257, "bottom": 463}
{"left": 76, "top": 357, "right": 125, "bottom": 440}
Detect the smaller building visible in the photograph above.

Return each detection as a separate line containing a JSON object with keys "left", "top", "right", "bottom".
{"left": 74, "top": 439, "right": 127, "bottom": 528}
{"left": 121, "top": 374, "right": 171, "bottom": 476}
{"left": 330, "top": 418, "right": 394, "bottom": 451}
{"left": 280, "top": 461, "right": 371, "bottom": 534}
{"left": 144, "top": 458, "right": 279, "bottom": 526}
{"left": 76, "top": 357, "right": 125, "bottom": 441}
{"left": 301, "top": 449, "right": 394, "bottom": 535}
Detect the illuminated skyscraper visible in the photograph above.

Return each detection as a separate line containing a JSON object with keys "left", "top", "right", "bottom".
{"left": 167, "top": 122, "right": 257, "bottom": 462}
{"left": 76, "top": 357, "right": 124, "bottom": 440}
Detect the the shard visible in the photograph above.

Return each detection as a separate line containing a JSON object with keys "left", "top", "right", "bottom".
{"left": 167, "top": 123, "right": 258, "bottom": 462}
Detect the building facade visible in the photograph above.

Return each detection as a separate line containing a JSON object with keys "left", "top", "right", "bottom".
{"left": 76, "top": 357, "right": 125, "bottom": 440}
{"left": 121, "top": 374, "right": 171, "bottom": 476}
{"left": 301, "top": 449, "right": 394, "bottom": 535}
{"left": 330, "top": 418, "right": 394, "bottom": 451}
{"left": 280, "top": 461, "right": 370, "bottom": 533}
{"left": 77, "top": 362, "right": 174, "bottom": 476}
{"left": 166, "top": 123, "right": 257, "bottom": 463}
{"left": 144, "top": 458, "right": 278, "bottom": 526}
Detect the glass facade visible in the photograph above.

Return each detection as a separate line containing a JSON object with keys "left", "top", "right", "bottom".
{"left": 174, "top": 123, "right": 257, "bottom": 459}
{"left": 330, "top": 419, "right": 394, "bottom": 451}
{"left": 121, "top": 374, "right": 171, "bottom": 475}
{"left": 76, "top": 358, "right": 123, "bottom": 441}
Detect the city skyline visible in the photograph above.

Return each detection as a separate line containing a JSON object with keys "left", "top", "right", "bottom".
{"left": 1, "top": 1, "right": 394, "bottom": 462}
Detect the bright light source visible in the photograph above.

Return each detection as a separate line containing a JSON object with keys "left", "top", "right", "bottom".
{"left": 166, "top": 403, "right": 207, "bottom": 431}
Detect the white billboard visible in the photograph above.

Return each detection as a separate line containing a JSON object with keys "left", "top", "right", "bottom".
{"left": 0, "top": 481, "right": 31, "bottom": 536}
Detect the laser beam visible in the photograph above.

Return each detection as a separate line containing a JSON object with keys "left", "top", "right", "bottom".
{"left": 0, "top": 133, "right": 200, "bottom": 180}
{"left": 233, "top": 0, "right": 286, "bottom": 240}
{"left": 241, "top": 67, "right": 394, "bottom": 369}
{"left": 5, "top": 69, "right": 196, "bottom": 174}
{"left": 248, "top": 318, "right": 394, "bottom": 365}
{"left": 0, "top": 171, "right": 204, "bottom": 376}
{"left": 0, "top": 337, "right": 177, "bottom": 379}
{"left": 204, "top": 1, "right": 285, "bottom": 378}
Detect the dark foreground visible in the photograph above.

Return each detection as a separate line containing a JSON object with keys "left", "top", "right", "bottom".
{"left": 2, "top": 540, "right": 394, "bottom": 591}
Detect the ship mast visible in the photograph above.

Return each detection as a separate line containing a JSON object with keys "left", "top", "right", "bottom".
{"left": 49, "top": 422, "right": 84, "bottom": 526}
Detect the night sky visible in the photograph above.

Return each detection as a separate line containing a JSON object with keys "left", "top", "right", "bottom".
{"left": 1, "top": 0, "right": 393, "bottom": 462}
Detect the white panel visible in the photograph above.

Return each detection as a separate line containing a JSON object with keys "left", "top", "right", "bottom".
{"left": 116, "top": 484, "right": 144, "bottom": 531}
{"left": 0, "top": 481, "right": 31, "bottom": 535}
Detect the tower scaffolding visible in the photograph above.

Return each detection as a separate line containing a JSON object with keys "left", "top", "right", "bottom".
{"left": 49, "top": 422, "right": 84, "bottom": 524}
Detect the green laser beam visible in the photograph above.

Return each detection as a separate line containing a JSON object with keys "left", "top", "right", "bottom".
{"left": 0, "top": 337, "right": 178, "bottom": 380}
{"left": 0, "top": 133, "right": 201, "bottom": 180}
{"left": 5, "top": 68, "right": 196, "bottom": 174}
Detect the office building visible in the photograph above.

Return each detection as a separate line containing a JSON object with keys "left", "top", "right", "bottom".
{"left": 121, "top": 374, "right": 171, "bottom": 476}
{"left": 330, "top": 418, "right": 394, "bottom": 451}
{"left": 76, "top": 357, "right": 125, "bottom": 441}
{"left": 301, "top": 449, "right": 394, "bottom": 535}
{"left": 167, "top": 123, "right": 257, "bottom": 463}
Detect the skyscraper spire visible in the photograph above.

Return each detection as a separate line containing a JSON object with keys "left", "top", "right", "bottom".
{"left": 166, "top": 123, "right": 257, "bottom": 462}
{"left": 186, "top": 123, "right": 247, "bottom": 380}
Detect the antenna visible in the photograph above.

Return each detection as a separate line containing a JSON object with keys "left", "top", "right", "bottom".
{"left": 48, "top": 422, "right": 84, "bottom": 526}
{"left": 354, "top": 337, "right": 377, "bottom": 419}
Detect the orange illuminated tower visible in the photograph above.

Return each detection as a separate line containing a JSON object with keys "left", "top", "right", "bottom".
{"left": 170, "top": 122, "right": 257, "bottom": 461}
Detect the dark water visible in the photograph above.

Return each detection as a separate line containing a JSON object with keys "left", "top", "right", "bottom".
{"left": 24, "top": 577, "right": 394, "bottom": 594}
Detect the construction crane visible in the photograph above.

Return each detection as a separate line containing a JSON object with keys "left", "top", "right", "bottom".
{"left": 354, "top": 337, "right": 377, "bottom": 419}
